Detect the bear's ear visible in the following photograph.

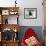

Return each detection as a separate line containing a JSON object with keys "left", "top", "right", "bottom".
{"left": 25, "top": 37, "right": 32, "bottom": 46}
{"left": 25, "top": 39, "right": 28, "bottom": 44}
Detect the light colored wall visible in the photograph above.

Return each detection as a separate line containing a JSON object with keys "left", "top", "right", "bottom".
{"left": 0, "top": 0, "right": 44, "bottom": 26}
{"left": 19, "top": 0, "right": 44, "bottom": 26}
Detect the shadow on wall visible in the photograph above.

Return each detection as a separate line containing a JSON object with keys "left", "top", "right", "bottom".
{"left": 18, "top": 26, "right": 43, "bottom": 44}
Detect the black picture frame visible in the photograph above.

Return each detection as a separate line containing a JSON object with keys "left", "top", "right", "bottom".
{"left": 24, "top": 8, "right": 37, "bottom": 19}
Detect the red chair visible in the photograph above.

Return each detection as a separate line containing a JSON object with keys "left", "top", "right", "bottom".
{"left": 21, "top": 28, "right": 41, "bottom": 46}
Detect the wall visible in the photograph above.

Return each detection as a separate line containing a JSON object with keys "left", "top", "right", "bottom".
{"left": 0, "top": 0, "right": 44, "bottom": 26}
{"left": 19, "top": 0, "right": 44, "bottom": 26}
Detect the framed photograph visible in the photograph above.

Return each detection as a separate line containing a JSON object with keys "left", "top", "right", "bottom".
{"left": 24, "top": 8, "right": 37, "bottom": 19}
{"left": 2, "top": 10, "right": 9, "bottom": 15}
{"left": 9, "top": 9, "right": 18, "bottom": 15}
